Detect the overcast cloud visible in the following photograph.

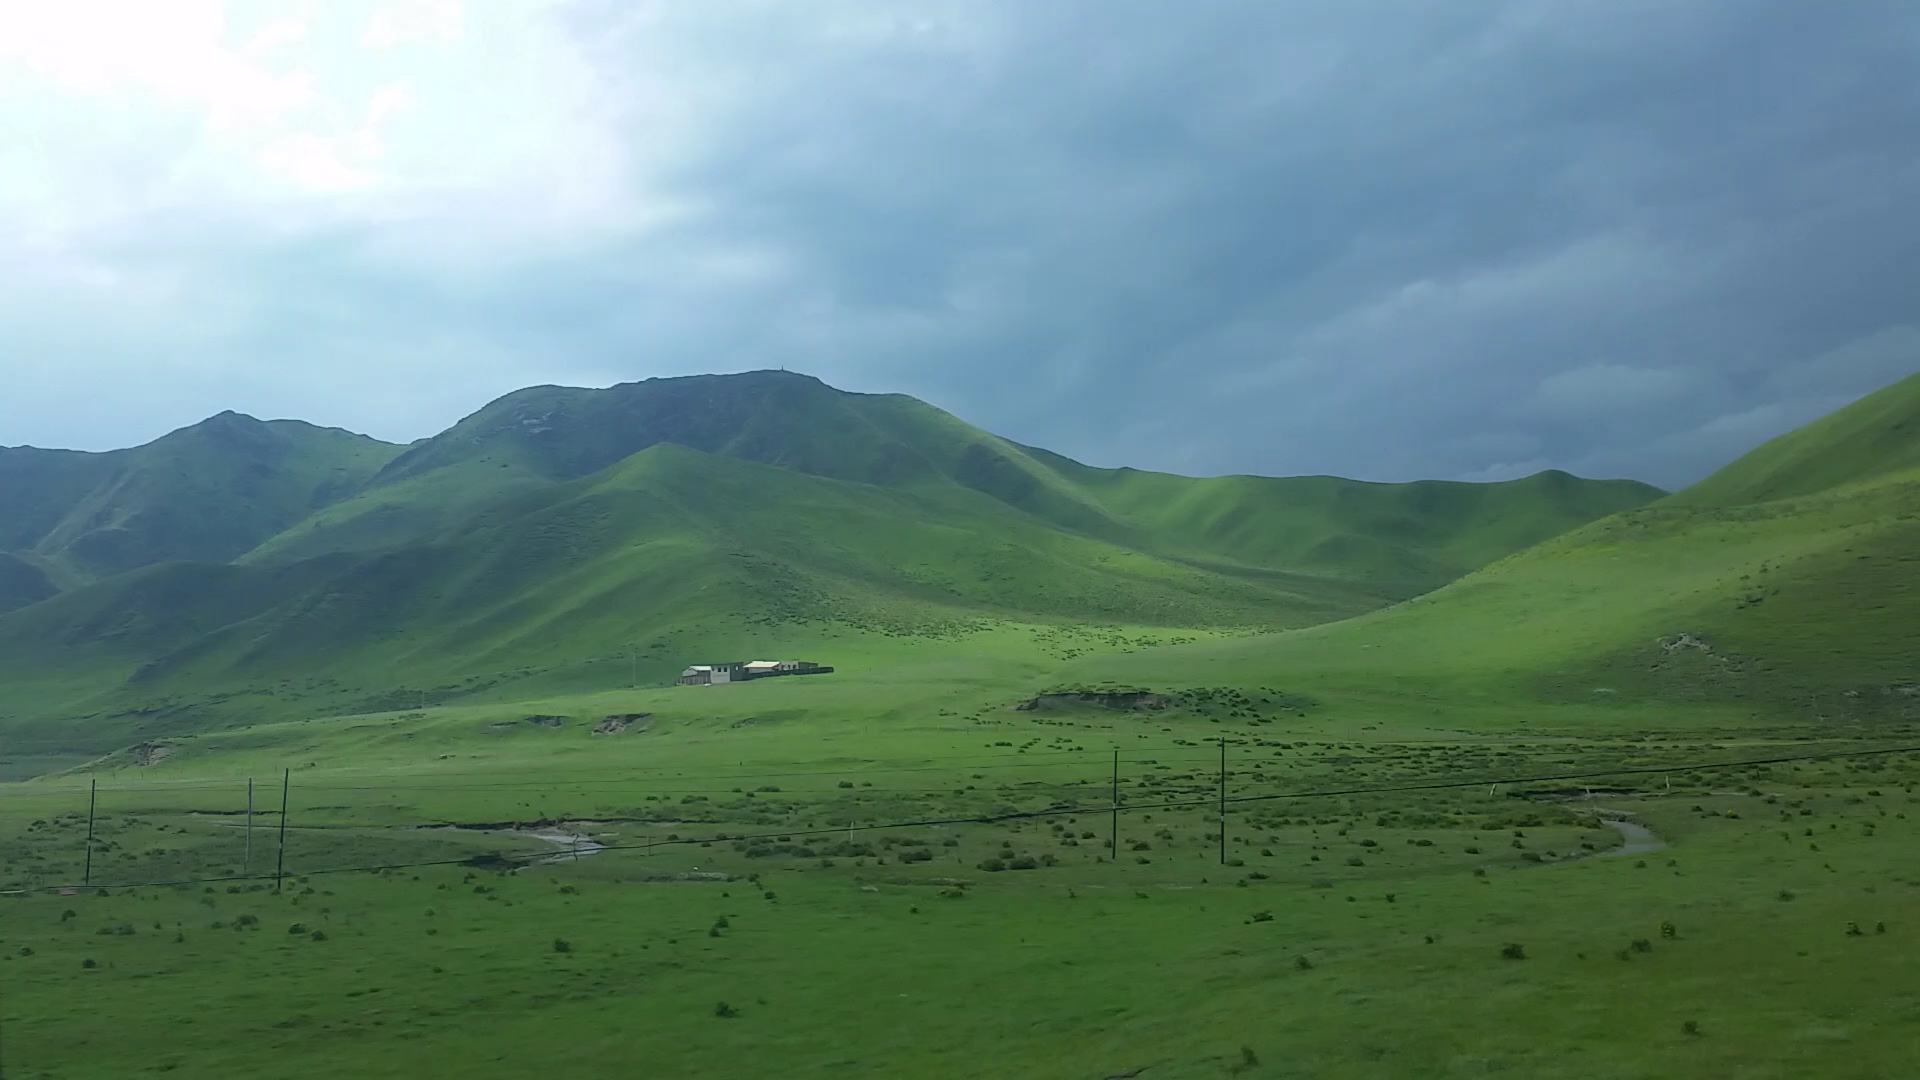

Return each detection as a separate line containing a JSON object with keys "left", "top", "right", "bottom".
{"left": 2, "top": 0, "right": 1917, "bottom": 488}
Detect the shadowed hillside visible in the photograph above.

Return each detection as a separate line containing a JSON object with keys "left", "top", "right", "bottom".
{"left": 0, "top": 413, "right": 402, "bottom": 583}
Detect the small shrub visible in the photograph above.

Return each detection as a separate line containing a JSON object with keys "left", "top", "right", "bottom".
{"left": 1630, "top": 938, "right": 1653, "bottom": 953}
{"left": 552, "top": 938, "right": 572, "bottom": 954}
{"left": 977, "top": 858, "right": 1007, "bottom": 873}
{"left": 82, "top": 958, "right": 97, "bottom": 969}
{"left": 714, "top": 1001, "right": 739, "bottom": 1018}
{"left": 1501, "top": 943, "right": 1526, "bottom": 960}
{"left": 1249, "top": 911, "right": 1274, "bottom": 923}
{"left": 310, "top": 930, "right": 328, "bottom": 942}
{"left": 1682, "top": 1020, "right": 1700, "bottom": 1037}
{"left": 1294, "top": 955, "right": 1314, "bottom": 970}
{"left": 1345, "top": 856, "right": 1365, "bottom": 867}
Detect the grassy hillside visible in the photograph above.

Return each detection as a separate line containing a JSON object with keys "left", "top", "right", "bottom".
{"left": 0, "top": 444, "right": 1361, "bottom": 753}
{"left": 0, "top": 551, "right": 58, "bottom": 613}
{"left": 1675, "top": 370, "right": 1920, "bottom": 505}
{"left": 1062, "top": 373, "right": 1920, "bottom": 727}
{"left": 0, "top": 371, "right": 1662, "bottom": 763}
{"left": 0, "top": 412, "right": 402, "bottom": 581}
{"left": 250, "top": 371, "right": 1656, "bottom": 592}
{"left": 1020, "top": 447, "right": 1662, "bottom": 594}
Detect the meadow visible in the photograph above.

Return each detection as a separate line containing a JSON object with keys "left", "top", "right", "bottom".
{"left": 6, "top": 639, "right": 1920, "bottom": 1079}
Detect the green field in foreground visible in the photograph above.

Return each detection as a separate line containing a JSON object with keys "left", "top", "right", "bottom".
{"left": 4, "top": 698, "right": 1919, "bottom": 1079}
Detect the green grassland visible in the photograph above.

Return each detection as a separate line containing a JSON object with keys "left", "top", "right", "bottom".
{"left": 5, "top": 701, "right": 1919, "bottom": 1078}
{"left": 3, "top": 369, "right": 1919, "bottom": 1078}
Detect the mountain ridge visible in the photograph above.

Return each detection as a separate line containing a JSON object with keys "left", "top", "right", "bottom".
{"left": 1060, "top": 368, "right": 1920, "bottom": 723}
{"left": 0, "top": 370, "right": 1665, "bottom": 756}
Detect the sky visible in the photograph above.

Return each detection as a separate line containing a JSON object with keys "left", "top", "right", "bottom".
{"left": 2, "top": 1, "right": 1917, "bottom": 488}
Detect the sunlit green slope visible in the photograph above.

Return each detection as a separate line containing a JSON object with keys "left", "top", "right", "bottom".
{"left": 1064, "top": 370, "right": 1920, "bottom": 725}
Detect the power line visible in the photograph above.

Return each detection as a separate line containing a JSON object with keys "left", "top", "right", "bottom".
{"left": 9, "top": 741, "right": 1915, "bottom": 896}
{"left": 0, "top": 747, "right": 1244, "bottom": 797}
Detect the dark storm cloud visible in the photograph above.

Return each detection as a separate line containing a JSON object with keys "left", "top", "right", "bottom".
{"left": 3, "top": 1, "right": 1916, "bottom": 488}
{"left": 544, "top": 0, "right": 1920, "bottom": 487}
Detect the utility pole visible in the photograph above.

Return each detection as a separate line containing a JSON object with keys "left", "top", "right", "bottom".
{"left": 83, "top": 779, "right": 97, "bottom": 886}
{"left": 274, "top": 769, "right": 290, "bottom": 894}
{"left": 1218, "top": 739, "right": 1227, "bottom": 866}
{"left": 245, "top": 778, "right": 254, "bottom": 874}
{"left": 1110, "top": 750, "right": 1119, "bottom": 861}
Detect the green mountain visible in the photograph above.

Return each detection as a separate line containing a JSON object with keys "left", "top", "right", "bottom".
{"left": 0, "top": 551, "right": 58, "bottom": 614}
{"left": 248, "top": 372, "right": 1658, "bottom": 595}
{"left": 0, "top": 370, "right": 1661, "bottom": 756}
{"left": 1671, "top": 372, "right": 1920, "bottom": 506}
{"left": 1067, "top": 370, "right": 1920, "bottom": 725}
{"left": 0, "top": 412, "right": 403, "bottom": 582}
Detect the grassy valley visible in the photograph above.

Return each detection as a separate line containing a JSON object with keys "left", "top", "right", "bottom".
{"left": 4, "top": 369, "right": 1918, "bottom": 1080}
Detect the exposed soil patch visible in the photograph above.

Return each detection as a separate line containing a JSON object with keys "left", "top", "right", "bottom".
{"left": 1017, "top": 692, "right": 1173, "bottom": 712}
{"left": 1660, "top": 633, "right": 1713, "bottom": 653}
{"left": 524, "top": 715, "right": 567, "bottom": 728}
{"left": 594, "top": 713, "right": 652, "bottom": 735}
{"left": 132, "top": 743, "right": 173, "bottom": 766}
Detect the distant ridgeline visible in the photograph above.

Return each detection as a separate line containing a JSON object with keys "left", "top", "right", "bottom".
{"left": 0, "top": 367, "right": 1674, "bottom": 754}
{"left": 676, "top": 660, "right": 834, "bottom": 686}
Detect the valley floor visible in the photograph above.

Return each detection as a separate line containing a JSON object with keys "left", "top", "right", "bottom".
{"left": 4, "top": 671, "right": 1918, "bottom": 1079}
